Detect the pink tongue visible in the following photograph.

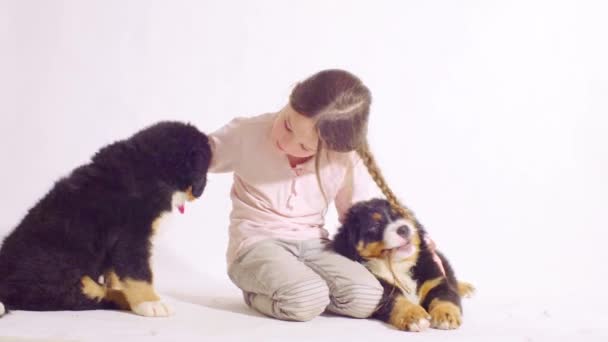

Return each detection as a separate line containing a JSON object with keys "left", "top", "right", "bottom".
{"left": 178, "top": 204, "right": 185, "bottom": 214}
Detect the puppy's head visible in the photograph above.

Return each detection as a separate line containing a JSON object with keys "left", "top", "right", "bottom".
{"left": 333, "top": 198, "right": 420, "bottom": 262}
{"left": 132, "top": 121, "right": 212, "bottom": 213}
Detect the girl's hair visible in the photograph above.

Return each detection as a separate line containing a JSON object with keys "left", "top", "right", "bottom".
{"left": 289, "top": 69, "right": 415, "bottom": 221}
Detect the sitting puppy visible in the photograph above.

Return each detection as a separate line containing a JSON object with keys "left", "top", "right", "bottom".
{"left": 333, "top": 198, "right": 474, "bottom": 331}
{"left": 0, "top": 121, "right": 211, "bottom": 317}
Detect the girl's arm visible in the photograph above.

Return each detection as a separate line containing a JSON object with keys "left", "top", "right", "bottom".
{"left": 207, "top": 118, "right": 244, "bottom": 173}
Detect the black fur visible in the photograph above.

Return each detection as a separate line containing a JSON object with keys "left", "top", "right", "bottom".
{"left": 0, "top": 121, "right": 211, "bottom": 314}
{"left": 333, "top": 198, "right": 466, "bottom": 330}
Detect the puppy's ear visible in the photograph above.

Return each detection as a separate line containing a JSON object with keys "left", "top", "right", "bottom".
{"left": 187, "top": 146, "right": 211, "bottom": 173}
{"left": 332, "top": 204, "right": 365, "bottom": 263}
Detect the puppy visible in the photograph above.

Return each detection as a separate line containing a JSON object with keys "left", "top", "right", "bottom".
{"left": 0, "top": 121, "right": 211, "bottom": 317}
{"left": 333, "top": 198, "right": 474, "bottom": 331}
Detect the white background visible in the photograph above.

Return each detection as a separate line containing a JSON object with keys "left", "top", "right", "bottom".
{"left": 1, "top": 1, "right": 607, "bottom": 340}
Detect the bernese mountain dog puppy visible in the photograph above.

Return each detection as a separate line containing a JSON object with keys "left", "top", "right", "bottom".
{"left": 333, "top": 198, "right": 474, "bottom": 332}
{"left": 0, "top": 121, "right": 211, "bottom": 318}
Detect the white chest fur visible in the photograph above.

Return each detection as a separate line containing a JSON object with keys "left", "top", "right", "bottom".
{"left": 365, "top": 258, "right": 419, "bottom": 304}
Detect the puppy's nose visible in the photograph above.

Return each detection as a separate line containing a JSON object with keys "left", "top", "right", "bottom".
{"left": 192, "top": 183, "right": 204, "bottom": 197}
{"left": 192, "top": 179, "right": 206, "bottom": 198}
{"left": 396, "top": 225, "right": 409, "bottom": 238}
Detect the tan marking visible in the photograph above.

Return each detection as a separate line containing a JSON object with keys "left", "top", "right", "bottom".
{"left": 186, "top": 186, "right": 196, "bottom": 202}
{"left": 372, "top": 212, "right": 382, "bottom": 221}
{"left": 356, "top": 241, "right": 385, "bottom": 258}
{"left": 417, "top": 277, "right": 444, "bottom": 303}
{"left": 120, "top": 278, "right": 160, "bottom": 308}
{"left": 104, "top": 271, "right": 135, "bottom": 310}
{"left": 410, "top": 227, "right": 421, "bottom": 250}
{"left": 429, "top": 298, "right": 462, "bottom": 329}
{"left": 388, "top": 295, "right": 430, "bottom": 331}
{"left": 457, "top": 281, "right": 476, "bottom": 298}
{"left": 104, "top": 288, "right": 130, "bottom": 310}
{"left": 81, "top": 274, "right": 131, "bottom": 310}
{"left": 403, "top": 230, "right": 422, "bottom": 263}
{"left": 81, "top": 276, "right": 106, "bottom": 301}
{"left": 104, "top": 270, "right": 122, "bottom": 290}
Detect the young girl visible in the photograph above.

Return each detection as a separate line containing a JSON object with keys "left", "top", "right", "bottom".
{"left": 209, "top": 69, "right": 407, "bottom": 322}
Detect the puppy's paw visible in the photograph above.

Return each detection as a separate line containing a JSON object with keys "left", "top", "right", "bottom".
{"left": 429, "top": 300, "right": 462, "bottom": 330}
{"left": 406, "top": 315, "right": 431, "bottom": 332}
{"left": 132, "top": 301, "right": 173, "bottom": 317}
{"left": 389, "top": 298, "right": 431, "bottom": 332}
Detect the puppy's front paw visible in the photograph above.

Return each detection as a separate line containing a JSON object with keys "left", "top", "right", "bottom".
{"left": 132, "top": 301, "right": 173, "bottom": 317}
{"left": 429, "top": 300, "right": 462, "bottom": 330}
{"left": 389, "top": 297, "right": 431, "bottom": 332}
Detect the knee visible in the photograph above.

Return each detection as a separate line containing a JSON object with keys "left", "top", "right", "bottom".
{"left": 332, "top": 281, "right": 384, "bottom": 318}
{"left": 275, "top": 279, "right": 330, "bottom": 322}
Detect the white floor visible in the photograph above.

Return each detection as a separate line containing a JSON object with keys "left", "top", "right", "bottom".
{"left": 1, "top": 269, "right": 606, "bottom": 342}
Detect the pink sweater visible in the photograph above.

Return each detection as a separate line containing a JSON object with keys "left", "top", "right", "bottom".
{"left": 209, "top": 113, "right": 373, "bottom": 265}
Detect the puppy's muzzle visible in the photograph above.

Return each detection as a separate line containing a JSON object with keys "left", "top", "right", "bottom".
{"left": 188, "top": 179, "right": 206, "bottom": 200}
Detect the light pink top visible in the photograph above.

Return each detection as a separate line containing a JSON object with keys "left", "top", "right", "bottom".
{"left": 209, "top": 113, "right": 374, "bottom": 265}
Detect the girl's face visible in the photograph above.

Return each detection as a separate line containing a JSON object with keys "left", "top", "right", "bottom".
{"left": 271, "top": 105, "right": 319, "bottom": 159}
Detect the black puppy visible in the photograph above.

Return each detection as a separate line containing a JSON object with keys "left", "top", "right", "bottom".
{"left": 333, "top": 198, "right": 474, "bottom": 331}
{"left": 0, "top": 121, "right": 211, "bottom": 317}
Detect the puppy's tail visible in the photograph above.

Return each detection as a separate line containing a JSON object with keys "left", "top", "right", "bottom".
{"left": 457, "top": 281, "right": 476, "bottom": 298}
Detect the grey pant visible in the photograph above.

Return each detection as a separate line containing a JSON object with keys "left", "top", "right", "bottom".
{"left": 228, "top": 238, "right": 384, "bottom": 322}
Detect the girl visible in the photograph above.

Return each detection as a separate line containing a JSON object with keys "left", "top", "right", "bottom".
{"left": 209, "top": 69, "right": 407, "bottom": 322}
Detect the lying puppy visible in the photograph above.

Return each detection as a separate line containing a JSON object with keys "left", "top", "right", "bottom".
{"left": 0, "top": 121, "right": 211, "bottom": 317}
{"left": 333, "top": 198, "right": 474, "bottom": 331}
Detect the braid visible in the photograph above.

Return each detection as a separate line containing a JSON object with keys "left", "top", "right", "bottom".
{"left": 356, "top": 141, "right": 416, "bottom": 222}
{"left": 314, "top": 140, "right": 329, "bottom": 208}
